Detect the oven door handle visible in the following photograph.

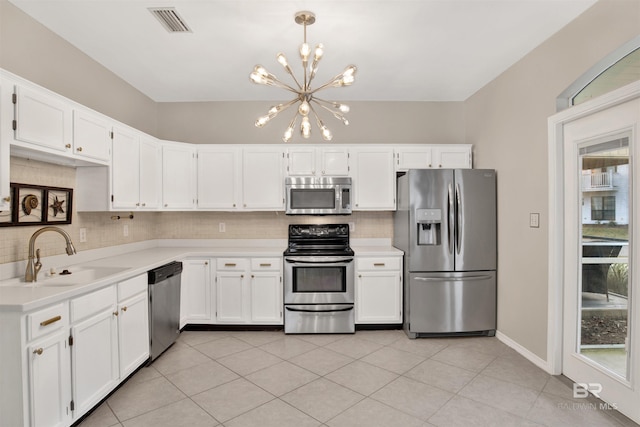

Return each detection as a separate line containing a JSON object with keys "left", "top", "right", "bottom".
{"left": 284, "top": 257, "right": 354, "bottom": 264}
{"left": 285, "top": 306, "right": 354, "bottom": 313}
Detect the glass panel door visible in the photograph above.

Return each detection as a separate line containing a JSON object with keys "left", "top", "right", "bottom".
{"left": 579, "top": 136, "right": 630, "bottom": 379}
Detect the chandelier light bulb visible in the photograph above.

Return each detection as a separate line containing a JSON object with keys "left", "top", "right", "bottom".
{"left": 283, "top": 126, "right": 294, "bottom": 143}
{"left": 301, "top": 116, "right": 311, "bottom": 138}
{"left": 300, "top": 43, "right": 311, "bottom": 61}
{"left": 250, "top": 11, "right": 355, "bottom": 142}
{"left": 321, "top": 125, "right": 333, "bottom": 141}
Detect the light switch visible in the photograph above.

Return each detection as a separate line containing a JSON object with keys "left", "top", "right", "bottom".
{"left": 529, "top": 213, "right": 540, "bottom": 228}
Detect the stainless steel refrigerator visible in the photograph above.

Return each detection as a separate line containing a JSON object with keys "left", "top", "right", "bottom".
{"left": 393, "top": 169, "right": 497, "bottom": 338}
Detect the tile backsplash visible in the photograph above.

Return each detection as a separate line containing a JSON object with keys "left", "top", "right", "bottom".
{"left": 3, "top": 157, "right": 392, "bottom": 264}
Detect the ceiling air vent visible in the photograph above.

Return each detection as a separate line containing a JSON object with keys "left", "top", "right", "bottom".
{"left": 149, "top": 7, "right": 192, "bottom": 33}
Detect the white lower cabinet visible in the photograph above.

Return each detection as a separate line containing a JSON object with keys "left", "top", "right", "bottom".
{"left": 250, "top": 258, "right": 283, "bottom": 324}
{"left": 117, "top": 275, "right": 149, "bottom": 378}
{"left": 69, "top": 285, "right": 119, "bottom": 418}
{"left": 26, "top": 304, "right": 72, "bottom": 427}
{"left": 355, "top": 256, "right": 403, "bottom": 324}
{"left": 180, "top": 257, "right": 283, "bottom": 326}
{"left": 0, "top": 275, "right": 150, "bottom": 427}
{"left": 181, "top": 258, "right": 213, "bottom": 326}
{"left": 28, "top": 329, "right": 71, "bottom": 427}
{"left": 215, "top": 258, "right": 248, "bottom": 323}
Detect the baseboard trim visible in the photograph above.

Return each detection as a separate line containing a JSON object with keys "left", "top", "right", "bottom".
{"left": 496, "top": 330, "right": 552, "bottom": 374}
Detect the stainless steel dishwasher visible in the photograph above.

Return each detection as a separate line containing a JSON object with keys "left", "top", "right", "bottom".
{"left": 148, "top": 261, "right": 182, "bottom": 362}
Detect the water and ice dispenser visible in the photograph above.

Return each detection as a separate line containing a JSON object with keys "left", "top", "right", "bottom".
{"left": 416, "top": 208, "right": 442, "bottom": 245}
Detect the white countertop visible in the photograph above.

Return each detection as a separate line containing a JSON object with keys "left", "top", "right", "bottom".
{"left": 0, "top": 239, "right": 402, "bottom": 312}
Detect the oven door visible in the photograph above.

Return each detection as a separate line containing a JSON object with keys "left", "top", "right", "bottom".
{"left": 284, "top": 256, "right": 354, "bottom": 305}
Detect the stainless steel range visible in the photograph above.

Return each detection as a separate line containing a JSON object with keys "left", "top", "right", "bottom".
{"left": 283, "top": 224, "right": 355, "bottom": 334}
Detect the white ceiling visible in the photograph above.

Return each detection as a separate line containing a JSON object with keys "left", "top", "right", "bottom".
{"left": 9, "top": 0, "right": 598, "bottom": 103}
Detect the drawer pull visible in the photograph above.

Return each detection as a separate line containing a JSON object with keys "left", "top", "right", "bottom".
{"left": 113, "top": 311, "right": 119, "bottom": 317}
{"left": 259, "top": 263, "right": 272, "bottom": 267}
{"left": 225, "top": 263, "right": 236, "bottom": 267}
{"left": 374, "top": 263, "right": 386, "bottom": 267}
{"left": 33, "top": 348, "right": 43, "bottom": 355}
{"left": 121, "top": 306, "right": 128, "bottom": 312}
{"left": 40, "top": 315, "right": 62, "bottom": 327}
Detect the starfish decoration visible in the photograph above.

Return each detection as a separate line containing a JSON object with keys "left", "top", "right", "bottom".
{"left": 50, "top": 196, "right": 65, "bottom": 217}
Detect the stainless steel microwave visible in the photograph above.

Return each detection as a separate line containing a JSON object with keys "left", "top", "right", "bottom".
{"left": 285, "top": 176, "right": 352, "bottom": 215}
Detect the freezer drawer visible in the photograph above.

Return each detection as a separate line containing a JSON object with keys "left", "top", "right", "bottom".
{"left": 407, "top": 271, "right": 496, "bottom": 336}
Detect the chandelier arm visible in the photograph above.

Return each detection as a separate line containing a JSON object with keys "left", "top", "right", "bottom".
{"left": 282, "top": 66, "right": 304, "bottom": 91}
{"left": 313, "top": 98, "right": 349, "bottom": 125}
{"left": 269, "top": 76, "right": 302, "bottom": 94}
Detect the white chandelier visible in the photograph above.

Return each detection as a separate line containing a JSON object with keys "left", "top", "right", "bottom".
{"left": 249, "top": 11, "right": 356, "bottom": 142}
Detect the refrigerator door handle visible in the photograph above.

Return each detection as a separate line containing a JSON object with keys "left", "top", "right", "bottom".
{"left": 455, "top": 182, "right": 462, "bottom": 255}
{"left": 447, "top": 183, "right": 454, "bottom": 254}
{"left": 415, "top": 275, "right": 494, "bottom": 282}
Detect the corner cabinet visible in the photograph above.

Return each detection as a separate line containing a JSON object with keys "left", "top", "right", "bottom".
{"left": 355, "top": 255, "right": 403, "bottom": 324}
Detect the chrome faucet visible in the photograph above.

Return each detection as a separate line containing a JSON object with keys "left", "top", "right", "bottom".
{"left": 25, "top": 226, "right": 77, "bottom": 283}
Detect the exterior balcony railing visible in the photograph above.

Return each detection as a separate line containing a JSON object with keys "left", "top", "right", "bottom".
{"left": 582, "top": 170, "right": 614, "bottom": 191}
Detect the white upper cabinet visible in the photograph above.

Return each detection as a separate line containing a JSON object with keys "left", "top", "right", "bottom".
{"left": 432, "top": 144, "right": 472, "bottom": 169}
{"left": 72, "top": 108, "right": 111, "bottom": 162}
{"left": 286, "top": 146, "right": 349, "bottom": 176}
{"left": 111, "top": 125, "right": 140, "bottom": 209}
{"left": 395, "top": 144, "right": 472, "bottom": 171}
{"left": 394, "top": 145, "right": 433, "bottom": 171}
{"left": 242, "top": 146, "right": 285, "bottom": 210}
{"left": 197, "top": 146, "right": 241, "bottom": 209}
{"left": 162, "top": 141, "right": 196, "bottom": 209}
{"left": 139, "top": 135, "right": 161, "bottom": 209}
{"left": 13, "top": 85, "right": 72, "bottom": 154}
{"left": 351, "top": 146, "right": 396, "bottom": 210}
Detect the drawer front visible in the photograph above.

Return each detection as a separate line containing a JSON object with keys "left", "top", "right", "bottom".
{"left": 118, "top": 274, "right": 148, "bottom": 302}
{"left": 70, "top": 285, "right": 116, "bottom": 323}
{"left": 217, "top": 258, "right": 248, "bottom": 271}
{"left": 357, "top": 257, "right": 401, "bottom": 271}
{"left": 250, "top": 258, "right": 281, "bottom": 271}
{"left": 28, "top": 302, "right": 68, "bottom": 341}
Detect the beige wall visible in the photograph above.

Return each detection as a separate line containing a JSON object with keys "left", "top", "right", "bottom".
{"left": 0, "top": 1, "right": 157, "bottom": 135}
{"left": 156, "top": 101, "right": 465, "bottom": 145}
{"left": 465, "top": 0, "right": 640, "bottom": 359}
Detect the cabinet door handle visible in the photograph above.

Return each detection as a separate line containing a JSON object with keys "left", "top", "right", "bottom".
{"left": 225, "top": 263, "right": 236, "bottom": 267}
{"left": 113, "top": 311, "right": 119, "bottom": 317}
{"left": 373, "top": 263, "right": 385, "bottom": 267}
{"left": 204, "top": 261, "right": 208, "bottom": 265}
{"left": 40, "top": 315, "right": 62, "bottom": 326}
{"left": 76, "top": 146, "right": 83, "bottom": 152}
{"left": 251, "top": 274, "right": 254, "bottom": 278}
{"left": 65, "top": 143, "right": 71, "bottom": 149}
{"left": 121, "top": 306, "right": 128, "bottom": 312}
{"left": 241, "top": 274, "right": 244, "bottom": 278}
{"left": 33, "top": 348, "right": 43, "bottom": 355}
{"left": 3, "top": 196, "right": 10, "bottom": 202}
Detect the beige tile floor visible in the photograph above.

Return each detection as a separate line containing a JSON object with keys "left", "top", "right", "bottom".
{"left": 77, "top": 330, "right": 639, "bottom": 427}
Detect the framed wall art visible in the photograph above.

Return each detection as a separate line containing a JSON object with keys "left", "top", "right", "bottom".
{"left": 2, "top": 183, "right": 73, "bottom": 227}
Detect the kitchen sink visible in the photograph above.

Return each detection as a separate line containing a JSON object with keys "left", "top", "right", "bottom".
{"left": 0, "top": 266, "right": 128, "bottom": 288}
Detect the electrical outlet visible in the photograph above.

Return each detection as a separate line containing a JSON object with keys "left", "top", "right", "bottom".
{"left": 123, "top": 224, "right": 129, "bottom": 236}
{"left": 529, "top": 213, "right": 540, "bottom": 228}
{"left": 219, "top": 222, "right": 226, "bottom": 233}
{"left": 348, "top": 222, "right": 355, "bottom": 232}
{"left": 79, "top": 228, "right": 87, "bottom": 243}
